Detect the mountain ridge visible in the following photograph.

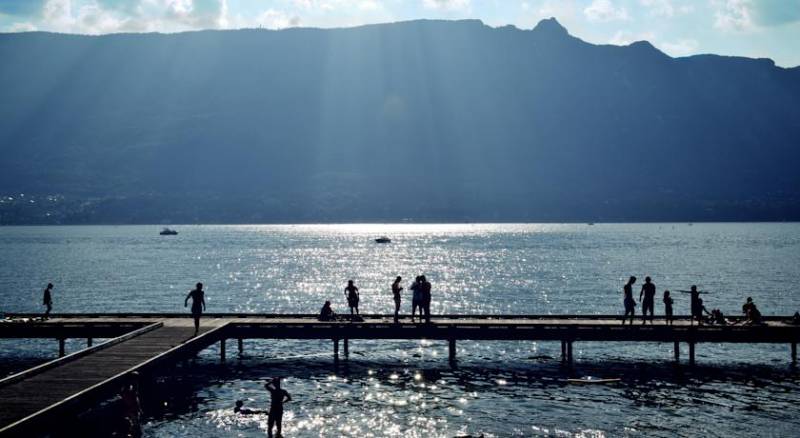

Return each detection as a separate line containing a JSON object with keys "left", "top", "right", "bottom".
{"left": 0, "top": 18, "right": 798, "bottom": 224}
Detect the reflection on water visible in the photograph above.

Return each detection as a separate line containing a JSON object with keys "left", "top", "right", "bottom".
{"left": 138, "top": 339, "right": 800, "bottom": 438}
{"left": 0, "top": 224, "right": 799, "bottom": 436}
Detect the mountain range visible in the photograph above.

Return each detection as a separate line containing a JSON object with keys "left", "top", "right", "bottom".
{"left": 0, "top": 18, "right": 798, "bottom": 224}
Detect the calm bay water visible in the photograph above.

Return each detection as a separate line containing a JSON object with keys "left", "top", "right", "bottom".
{"left": 1, "top": 223, "right": 799, "bottom": 437}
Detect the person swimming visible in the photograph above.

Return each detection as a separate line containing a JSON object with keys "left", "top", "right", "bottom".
{"left": 234, "top": 400, "right": 265, "bottom": 415}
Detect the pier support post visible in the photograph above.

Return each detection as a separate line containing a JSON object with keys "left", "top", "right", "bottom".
{"left": 333, "top": 339, "right": 339, "bottom": 359}
{"left": 792, "top": 342, "right": 797, "bottom": 364}
{"left": 343, "top": 339, "right": 349, "bottom": 358}
{"left": 220, "top": 339, "right": 226, "bottom": 362}
{"left": 238, "top": 338, "right": 243, "bottom": 355}
{"left": 448, "top": 339, "right": 456, "bottom": 362}
{"left": 58, "top": 338, "right": 65, "bottom": 358}
{"left": 87, "top": 338, "right": 93, "bottom": 348}
{"left": 567, "top": 341, "right": 574, "bottom": 364}
{"left": 688, "top": 342, "right": 695, "bottom": 365}
{"left": 561, "top": 341, "right": 567, "bottom": 362}
{"left": 674, "top": 341, "right": 680, "bottom": 362}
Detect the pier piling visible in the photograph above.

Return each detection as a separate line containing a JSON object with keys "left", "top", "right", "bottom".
{"left": 220, "top": 339, "right": 226, "bottom": 361}
{"left": 333, "top": 339, "right": 339, "bottom": 359}
{"left": 87, "top": 338, "right": 93, "bottom": 347}
{"left": 674, "top": 341, "right": 680, "bottom": 361}
{"left": 792, "top": 342, "right": 797, "bottom": 364}
{"left": 567, "top": 341, "right": 574, "bottom": 364}
{"left": 58, "top": 338, "right": 65, "bottom": 358}
{"left": 561, "top": 340, "right": 567, "bottom": 362}
{"left": 448, "top": 339, "right": 456, "bottom": 362}
{"left": 238, "top": 338, "right": 243, "bottom": 355}
{"left": 688, "top": 342, "right": 695, "bottom": 365}
{"left": 344, "top": 338, "right": 349, "bottom": 358}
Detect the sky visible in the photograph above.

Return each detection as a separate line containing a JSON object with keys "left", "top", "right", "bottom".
{"left": 0, "top": 0, "right": 798, "bottom": 67}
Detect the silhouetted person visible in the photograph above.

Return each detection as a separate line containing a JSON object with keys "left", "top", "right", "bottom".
{"left": 392, "top": 276, "right": 403, "bottom": 323}
{"left": 42, "top": 283, "right": 53, "bottom": 320}
{"left": 792, "top": 312, "right": 800, "bottom": 325}
{"left": 742, "top": 297, "right": 762, "bottom": 325}
{"left": 639, "top": 276, "right": 656, "bottom": 324}
{"left": 265, "top": 377, "right": 291, "bottom": 438}
{"left": 697, "top": 298, "right": 712, "bottom": 324}
{"left": 663, "top": 290, "right": 674, "bottom": 325}
{"left": 235, "top": 400, "right": 265, "bottom": 415}
{"left": 120, "top": 371, "right": 142, "bottom": 438}
{"left": 420, "top": 275, "right": 432, "bottom": 323}
{"left": 318, "top": 300, "right": 335, "bottom": 321}
{"left": 709, "top": 308, "right": 726, "bottom": 325}
{"left": 410, "top": 276, "right": 422, "bottom": 322}
{"left": 689, "top": 285, "right": 702, "bottom": 325}
{"left": 344, "top": 280, "right": 359, "bottom": 316}
{"left": 622, "top": 276, "right": 637, "bottom": 325}
{"left": 184, "top": 282, "right": 206, "bottom": 336}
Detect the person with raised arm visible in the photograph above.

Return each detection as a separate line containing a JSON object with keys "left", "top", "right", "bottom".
{"left": 265, "top": 377, "right": 292, "bottom": 438}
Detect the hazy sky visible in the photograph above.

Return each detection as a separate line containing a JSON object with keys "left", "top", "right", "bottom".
{"left": 1, "top": 0, "right": 798, "bottom": 67}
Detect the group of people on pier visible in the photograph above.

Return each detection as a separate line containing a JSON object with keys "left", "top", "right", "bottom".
{"left": 319, "top": 275, "right": 434, "bottom": 323}
{"left": 621, "top": 276, "right": 764, "bottom": 326}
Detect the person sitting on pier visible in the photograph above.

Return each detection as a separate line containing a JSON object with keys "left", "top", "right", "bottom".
{"left": 792, "top": 311, "right": 800, "bottom": 325}
{"left": 265, "top": 377, "right": 291, "bottom": 438}
{"left": 234, "top": 400, "right": 266, "bottom": 415}
{"left": 639, "top": 276, "right": 656, "bottom": 324}
{"left": 663, "top": 290, "right": 674, "bottom": 325}
{"left": 743, "top": 298, "right": 763, "bottom": 325}
{"left": 410, "top": 276, "right": 422, "bottom": 322}
{"left": 392, "top": 276, "right": 403, "bottom": 323}
{"left": 709, "top": 308, "right": 727, "bottom": 325}
{"left": 319, "top": 301, "right": 336, "bottom": 321}
{"left": 184, "top": 282, "right": 206, "bottom": 336}
{"left": 622, "top": 276, "right": 637, "bottom": 325}
{"left": 42, "top": 283, "right": 53, "bottom": 320}
{"left": 421, "top": 275, "right": 432, "bottom": 324}
{"left": 344, "top": 280, "right": 360, "bottom": 317}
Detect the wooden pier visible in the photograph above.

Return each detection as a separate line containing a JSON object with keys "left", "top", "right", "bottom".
{"left": 1, "top": 313, "right": 799, "bottom": 435}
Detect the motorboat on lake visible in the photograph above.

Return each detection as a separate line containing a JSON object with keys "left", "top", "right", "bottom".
{"left": 374, "top": 236, "right": 391, "bottom": 243}
{"left": 159, "top": 228, "right": 178, "bottom": 236}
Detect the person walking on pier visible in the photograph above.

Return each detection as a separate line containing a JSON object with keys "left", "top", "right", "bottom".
{"left": 392, "top": 276, "right": 403, "bottom": 323}
{"left": 184, "top": 282, "right": 206, "bottom": 336}
{"left": 622, "top": 276, "right": 637, "bottom": 325}
{"left": 42, "top": 283, "right": 53, "bottom": 320}
{"left": 265, "top": 377, "right": 291, "bottom": 438}
{"left": 640, "top": 276, "right": 656, "bottom": 324}
{"left": 345, "top": 280, "right": 360, "bottom": 316}
{"left": 421, "top": 275, "right": 432, "bottom": 324}
{"left": 663, "top": 290, "right": 674, "bottom": 325}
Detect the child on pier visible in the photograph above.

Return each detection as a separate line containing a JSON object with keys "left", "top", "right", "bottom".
{"left": 663, "top": 290, "right": 674, "bottom": 325}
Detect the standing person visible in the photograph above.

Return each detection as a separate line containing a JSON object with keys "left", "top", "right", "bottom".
{"left": 120, "top": 371, "right": 142, "bottom": 438}
{"left": 689, "top": 285, "right": 702, "bottom": 325}
{"left": 265, "top": 377, "right": 291, "bottom": 438}
{"left": 663, "top": 290, "right": 674, "bottom": 325}
{"left": 42, "top": 283, "right": 53, "bottom": 320}
{"left": 184, "top": 282, "right": 206, "bottom": 336}
{"left": 410, "top": 277, "right": 422, "bottom": 322}
{"left": 420, "top": 275, "right": 432, "bottom": 324}
{"left": 391, "top": 276, "right": 403, "bottom": 323}
{"left": 344, "top": 280, "right": 360, "bottom": 316}
{"left": 639, "top": 276, "right": 656, "bottom": 324}
{"left": 622, "top": 276, "right": 637, "bottom": 325}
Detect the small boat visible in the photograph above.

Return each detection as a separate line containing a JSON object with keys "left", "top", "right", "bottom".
{"left": 159, "top": 228, "right": 178, "bottom": 236}
{"left": 374, "top": 237, "right": 391, "bottom": 243}
{"left": 565, "top": 376, "right": 621, "bottom": 384}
